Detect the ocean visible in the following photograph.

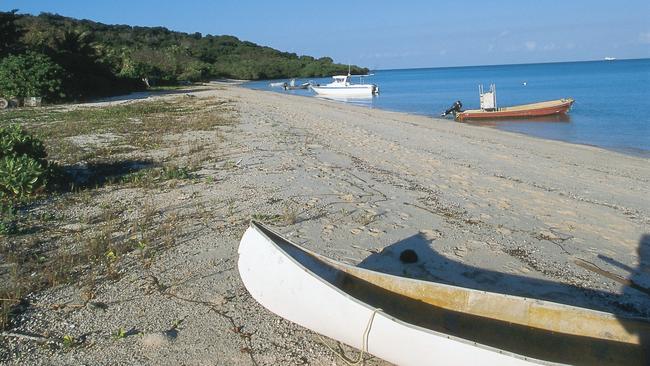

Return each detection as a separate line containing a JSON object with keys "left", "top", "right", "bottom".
{"left": 245, "top": 59, "right": 650, "bottom": 157}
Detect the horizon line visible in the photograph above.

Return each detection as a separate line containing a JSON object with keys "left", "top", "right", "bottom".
{"left": 375, "top": 57, "right": 649, "bottom": 72}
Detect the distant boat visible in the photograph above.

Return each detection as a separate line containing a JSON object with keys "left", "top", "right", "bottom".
{"left": 442, "top": 84, "right": 574, "bottom": 122}
{"left": 269, "top": 81, "right": 286, "bottom": 88}
{"left": 283, "top": 79, "right": 310, "bottom": 90}
{"left": 239, "top": 221, "right": 650, "bottom": 366}
{"left": 604, "top": 57, "right": 617, "bottom": 61}
{"left": 310, "top": 74, "right": 379, "bottom": 97}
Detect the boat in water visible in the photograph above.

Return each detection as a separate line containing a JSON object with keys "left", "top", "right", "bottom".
{"left": 238, "top": 221, "right": 650, "bottom": 366}
{"left": 310, "top": 74, "right": 379, "bottom": 97}
{"left": 283, "top": 79, "right": 311, "bottom": 90}
{"left": 442, "top": 84, "right": 574, "bottom": 122}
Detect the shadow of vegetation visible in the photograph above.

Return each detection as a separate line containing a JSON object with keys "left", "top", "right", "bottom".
{"left": 91, "top": 87, "right": 214, "bottom": 104}
{"left": 357, "top": 233, "right": 649, "bottom": 317}
{"left": 62, "top": 159, "right": 157, "bottom": 189}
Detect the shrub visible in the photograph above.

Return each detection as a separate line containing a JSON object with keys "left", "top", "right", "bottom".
{"left": 0, "top": 124, "right": 46, "bottom": 161}
{"left": 0, "top": 125, "right": 49, "bottom": 200}
{"left": 0, "top": 52, "right": 65, "bottom": 101}
{"left": 0, "top": 155, "right": 46, "bottom": 198}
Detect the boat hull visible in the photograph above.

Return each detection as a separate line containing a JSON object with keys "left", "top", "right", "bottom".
{"left": 456, "top": 98, "right": 574, "bottom": 121}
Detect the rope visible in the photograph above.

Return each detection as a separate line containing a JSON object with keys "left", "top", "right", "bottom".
{"left": 318, "top": 308, "right": 382, "bottom": 366}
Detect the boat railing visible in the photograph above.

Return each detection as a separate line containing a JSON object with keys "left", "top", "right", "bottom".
{"left": 479, "top": 84, "right": 497, "bottom": 111}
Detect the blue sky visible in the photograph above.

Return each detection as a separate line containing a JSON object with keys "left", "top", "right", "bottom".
{"left": 3, "top": 1, "right": 649, "bottom": 69}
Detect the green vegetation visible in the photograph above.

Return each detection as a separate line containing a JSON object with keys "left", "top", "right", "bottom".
{"left": 0, "top": 52, "right": 65, "bottom": 100}
{"left": 0, "top": 10, "right": 368, "bottom": 102}
{"left": 0, "top": 124, "right": 54, "bottom": 234}
{"left": 0, "top": 95, "right": 235, "bottom": 329}
{"left": 0, "top": 124, "right": 50, "bottom": 199}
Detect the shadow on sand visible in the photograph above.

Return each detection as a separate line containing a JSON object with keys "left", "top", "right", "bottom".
{"left": 63, "top": 159, "right": 156, "bottom": 189}
{"left": 90, "top": 87, "right": 214, "bottom": 104}
{"left": 357, "top": 233, "right": 650, "bottom": 316}
{"left": 351, "top": 232, "right": 650, "bottom": 364}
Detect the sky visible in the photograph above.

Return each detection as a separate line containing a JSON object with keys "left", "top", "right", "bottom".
{"left": 3, "top": 0, "right": 650, "bottom": 69}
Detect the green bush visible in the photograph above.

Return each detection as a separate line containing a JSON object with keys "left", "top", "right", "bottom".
{"left": 0, "top": 155, "right": 45, "bottom": 198}
{"left": 0, "top": 125, "right": 49, "bottom": 200}
{"left": 0, "top": 124, "right": 46, "bottom": 161}
{"left": 0, "top": 52, "right": 65, "bottom": 101}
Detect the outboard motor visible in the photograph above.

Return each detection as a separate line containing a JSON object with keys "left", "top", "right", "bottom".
{"left": 441, "top": 100, "right": 463, "bottom": 117}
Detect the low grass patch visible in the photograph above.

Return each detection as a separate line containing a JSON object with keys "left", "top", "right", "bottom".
{"left": 0, "top": 92, "right": 237, "bottom": 331}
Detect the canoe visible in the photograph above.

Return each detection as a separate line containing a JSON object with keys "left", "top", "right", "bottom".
{"left": 456, "top": 98, "right": 574, "bottom": 121}
{"left": 238, "top": 221, "right": 650, "bottom": 366}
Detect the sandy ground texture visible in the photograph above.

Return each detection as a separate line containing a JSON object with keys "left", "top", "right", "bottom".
{"left": 2, "top": 84, "right": 649, "bottom": 365}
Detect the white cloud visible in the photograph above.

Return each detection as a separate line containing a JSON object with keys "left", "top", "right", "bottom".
{"left": 639, "top": 32, "right": 650, "bottom": 44}
{"left": 498, "top": 30, "right": 510, "bottom": 38}
{"left": 524, "top": 41, "right": 537, "bottom": 51}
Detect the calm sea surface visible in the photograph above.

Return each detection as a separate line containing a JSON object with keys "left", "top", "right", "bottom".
{"left": 245, "top": 59, "right": 650, "bottom": 157}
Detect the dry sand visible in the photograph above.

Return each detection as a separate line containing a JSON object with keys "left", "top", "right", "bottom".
{"left": 3, "top": 84, "right": 649, "bottom": 365}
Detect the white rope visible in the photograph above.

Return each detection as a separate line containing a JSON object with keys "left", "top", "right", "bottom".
{"left": 318, "top": 308, "right": 382, "bottom": 366}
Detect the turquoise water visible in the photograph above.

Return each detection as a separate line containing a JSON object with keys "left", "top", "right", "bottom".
{"left": 245, "top": 59, "right": 650, "bottom": 157}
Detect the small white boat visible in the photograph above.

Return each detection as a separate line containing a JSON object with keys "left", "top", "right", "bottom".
{"left": 269, "top": 81, "right": 286, "bottom": 88}
{"left": 310, "top": 74, "right": 379, "bottom": 97}
{"left": 238, "top": 221, "right": 650, "bottom": 366}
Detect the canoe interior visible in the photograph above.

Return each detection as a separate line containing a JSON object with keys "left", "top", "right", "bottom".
{"left": 254, "top": 223, "right": 650, "bottom": 366}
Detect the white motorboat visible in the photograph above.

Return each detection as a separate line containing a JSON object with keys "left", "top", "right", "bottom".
{"left": 310, "top": 74, "right": 379, "bottom": 97}
{"left": 238, "top": 221, "right": 650, "bottom": 366}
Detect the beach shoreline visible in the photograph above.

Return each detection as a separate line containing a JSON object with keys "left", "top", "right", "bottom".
{"left": 3, "top": 83, "right": 648, "bottom": 365}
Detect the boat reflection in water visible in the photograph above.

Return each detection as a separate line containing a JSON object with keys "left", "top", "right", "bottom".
{"left": 470, "top": 113, "right": 572, "bottom": 127}
{"left": 314, "top": 95, "right": 375, "bottom": 107}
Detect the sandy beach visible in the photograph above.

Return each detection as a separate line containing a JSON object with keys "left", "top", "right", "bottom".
{"left": 2, "top": 84, "right": 648, "bottom": 365}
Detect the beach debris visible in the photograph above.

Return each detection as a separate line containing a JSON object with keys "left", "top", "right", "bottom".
{"left": 574, "top": 258, "right": 650, "bottom": 296}
{"left": 399, "top": 249, "right": 418, "bottom": 263}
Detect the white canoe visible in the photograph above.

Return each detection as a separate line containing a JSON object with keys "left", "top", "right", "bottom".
{"left": 238, "top": 222, "right": 650, "bottom": 366}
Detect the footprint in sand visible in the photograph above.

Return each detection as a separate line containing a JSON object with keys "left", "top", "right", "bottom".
{"left": 498, "top": 199, "right": 512, "bottom": 210}
{"left": 350, "top": 228, "right": 362, "bottom": 235}
{"left": 341, "top": 194, "right": 355, "bottom": 202}
{"left": 399, "top": 212, "right": 411, "bottom": 221}
{"left": 454, "top": 246, "right": 468, "bottom": 257}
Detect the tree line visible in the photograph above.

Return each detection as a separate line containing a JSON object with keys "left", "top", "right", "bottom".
{"left": 0, "top": 10, "right": 368, "bottom": 102}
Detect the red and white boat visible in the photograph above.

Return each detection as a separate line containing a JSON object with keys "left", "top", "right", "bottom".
{"left": 443, "top": 84, "right": 574, "bottom": 122}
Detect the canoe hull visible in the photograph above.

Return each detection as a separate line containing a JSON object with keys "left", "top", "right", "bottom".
{"left": 238, "top": 223, "right": 545, "bottom": 365}
{"left": 456, "top": 99, "right": 574, "bottom": 121}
